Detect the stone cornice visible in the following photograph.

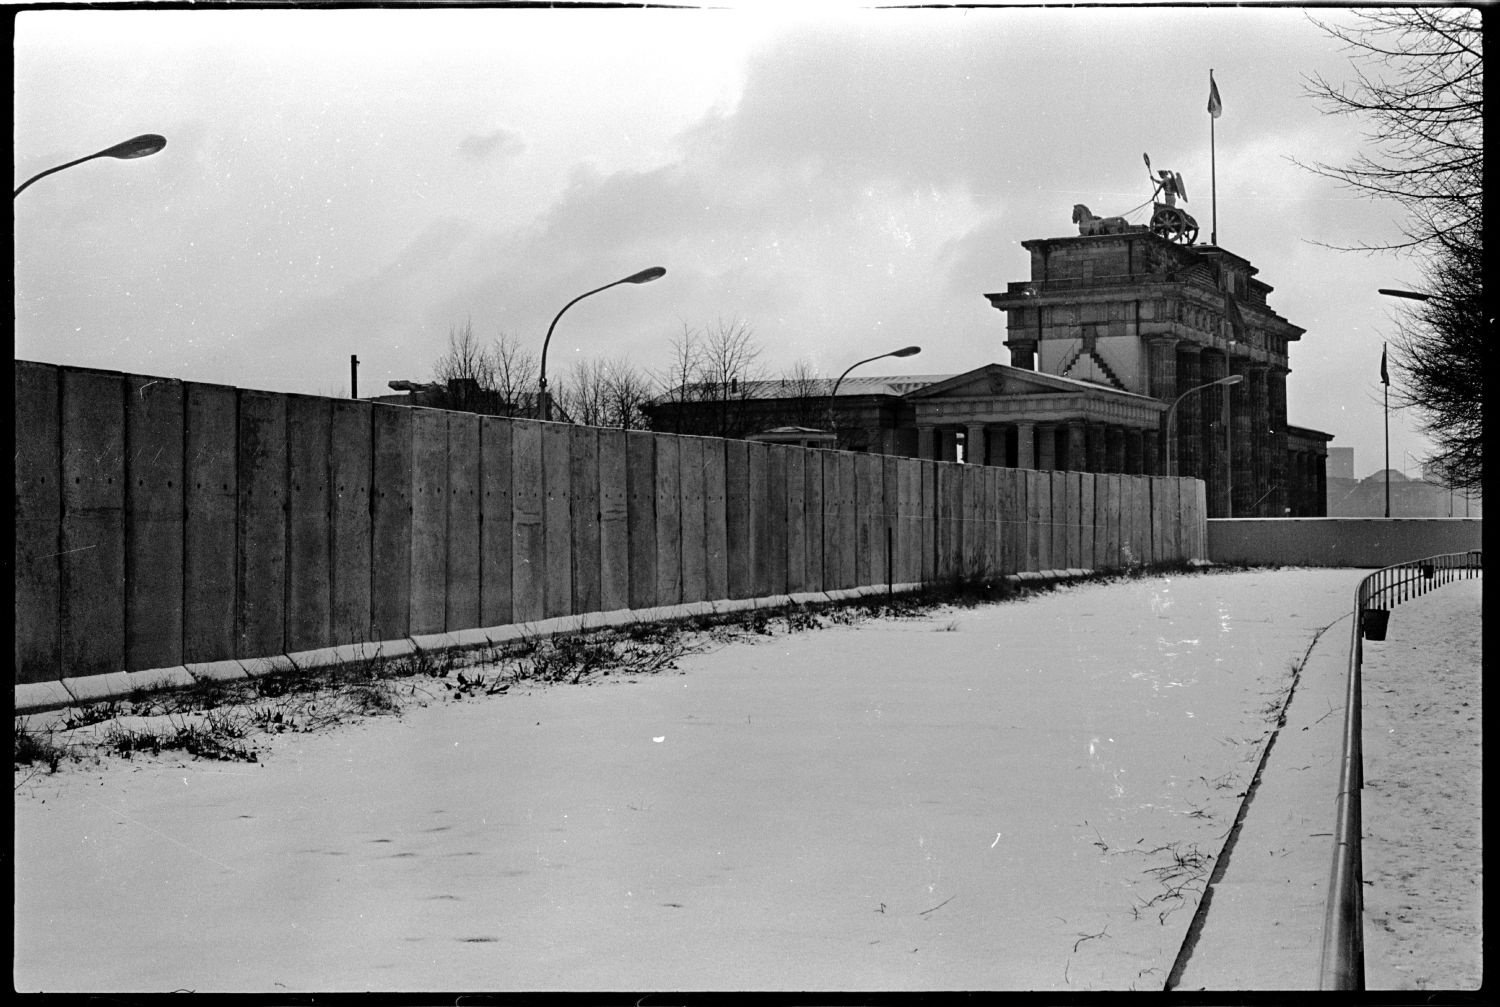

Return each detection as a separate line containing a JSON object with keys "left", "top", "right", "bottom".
{"left": 913, "top": 391, "right": 1164, "bottom": 429}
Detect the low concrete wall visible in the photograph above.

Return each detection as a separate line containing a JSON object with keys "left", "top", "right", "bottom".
{"left": 1207, "top": 518, "right": 1482, "bottom": 568}
{"left": 15, "top": 360, "right": 1209, "bottom": 686}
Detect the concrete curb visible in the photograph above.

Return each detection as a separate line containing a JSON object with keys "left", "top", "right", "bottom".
{"left": 1169, "top": 612, "right": 1355, "bottom": 990}
{"left": 13, "top": 567, "right": 1208, "bottom": 717}
{"left": 14, "top": 583, "right": 926, "bottom": 716}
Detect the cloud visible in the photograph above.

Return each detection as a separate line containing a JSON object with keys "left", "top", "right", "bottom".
{"left": 457, "top": 128, "right": 526, "bottom": 162}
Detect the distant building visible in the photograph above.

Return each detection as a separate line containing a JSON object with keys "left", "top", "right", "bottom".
{"left": 650, "top": 228, "right": 1331, "bottom": 517}
{"left": 1327, "top": 467, "right": 1482, "bottom": 518}
{"left": 747, "top": 426, "right": 838, "bottom": 449}
{"left": 368, "top": 377, "right": 569, "bottom": 422}
{"left": 1327, "top": 447, "right": 1354, "bottom": 481}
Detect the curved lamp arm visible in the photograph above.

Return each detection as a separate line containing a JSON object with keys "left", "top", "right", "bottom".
{"left": 1163, "top": 373, "right": 1242, "bottom": 476}
{"left": 538, "top": 266, "right": 665, "bottom": 421}
{"left": 14, "top": 134, "right": 166, "bottom": 198}
{"left": 825, "top": 345, "right": 921, "bottom": 438}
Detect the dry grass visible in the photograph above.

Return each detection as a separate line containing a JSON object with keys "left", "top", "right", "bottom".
{"left": 14, "top": 565, "right": 1215, "bottom": 776}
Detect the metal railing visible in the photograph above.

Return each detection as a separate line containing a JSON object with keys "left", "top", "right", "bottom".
{"left": 1319, "top": 550, "right": 1483, "bottom": 989}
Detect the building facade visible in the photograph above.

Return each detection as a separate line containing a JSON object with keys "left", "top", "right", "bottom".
{"left": 647, "top": 230, "right": 1331, "bottom": 517}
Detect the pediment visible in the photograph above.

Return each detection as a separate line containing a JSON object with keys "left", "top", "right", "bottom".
{"left": 905, "top": 363, "right": 1091, "bottom": 401}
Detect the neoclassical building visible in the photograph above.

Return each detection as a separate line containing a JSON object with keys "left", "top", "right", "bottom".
{"left": 646, "top": 229, "right": 1331, "bottom": 517}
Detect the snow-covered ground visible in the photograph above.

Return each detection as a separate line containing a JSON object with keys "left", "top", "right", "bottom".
{"left": 1359, "top": 577, "right": 1483, "bottom": 991}
{"left": 13, "top": 568, "right": 1473, "bottom": 991}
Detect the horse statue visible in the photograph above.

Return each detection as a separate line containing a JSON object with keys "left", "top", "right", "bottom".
{"left": 1072, "top": 203, "right": 1131, "bottom": 236}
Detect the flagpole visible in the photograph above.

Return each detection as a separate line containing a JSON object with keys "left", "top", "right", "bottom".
{"left": 1383, "top": 342, "right": 1390, "bottom": 518}
{"left": 1210, "top": 69, "right": 1218, "bottom": 246}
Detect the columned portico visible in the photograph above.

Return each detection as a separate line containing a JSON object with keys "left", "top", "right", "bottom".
{"left": 904, "top": 363, "right": 1167, "bottom": 476}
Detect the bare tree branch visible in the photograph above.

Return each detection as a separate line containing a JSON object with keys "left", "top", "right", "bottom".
{"left": 1299, "top": 9, "right": 1483, "bottom": 490}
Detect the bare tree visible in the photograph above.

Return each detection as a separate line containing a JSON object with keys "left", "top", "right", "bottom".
{"left": 1390, "top": 235, "right": 1484, "bottom": 492}
{"left": 1300, "top": 7, "right": 1483, "bottom": 490}
{"left": 430, "top": 318, "right": 495, "bottom": 412}
{"left": 1299, "top": 7, "right": 1482, "bottom": 254}
{"left": 646, "top": 326, "right": 842, "bottom": 439}
{"left": 556, "top": 358, "right": 612, "bottom": 428}
{"left": 602, "top": 356, "right": 655, "bottom": 431}
{"left": 689, "top": 319, "right": 767, "bottom": 438}
{"left": 490, "top": 333, "right": 539, "bottom": 418}
{"left": 764, "top": 358, "right": 832, "bottom": 430}
{"left": 556, "top": 356, "right": 657, "bottom": 429}
{"left": 650, "top": 323, "right": 709, "bottom": 434}
{"left": 427, "top": 322, "right": 539, "bottom": 416}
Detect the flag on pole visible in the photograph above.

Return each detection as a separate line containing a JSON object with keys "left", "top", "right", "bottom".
{"left": 1208, "top": 72, "right": 1223, "bottom": 118}
{"left": 1380, "top": 344, "right": 1390, "bottom": 385}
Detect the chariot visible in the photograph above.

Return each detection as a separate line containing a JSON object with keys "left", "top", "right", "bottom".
{"left": 1144, "top": 153, "right": 1198, "bottom": 245}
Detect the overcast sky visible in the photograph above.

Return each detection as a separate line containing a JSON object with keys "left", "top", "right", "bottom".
{"left": 14, "top": 5, "right": 1441, "bottom": 478}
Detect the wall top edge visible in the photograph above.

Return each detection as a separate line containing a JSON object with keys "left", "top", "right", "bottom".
{"left": 1208, "top": 517, "right": 1482, "bottom": 524}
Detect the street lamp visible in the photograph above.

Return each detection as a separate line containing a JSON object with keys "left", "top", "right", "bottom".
{"left": 14, "top": 134, "right": 167, "bottom": 198}
{"left": 1377, "top": 287, "right": 1433, "bottom": 302}
{"left": 1163, "top": 373, "right": 1242, "bottom": 477}
{"left": 538, "top": 266, "right": 666, "bottom": 421}
{"left": 1373, "top": 288, "right": 1430, "bottom": 517}
{"left": 825, "top": 345, "right": 921, "bottom": 445}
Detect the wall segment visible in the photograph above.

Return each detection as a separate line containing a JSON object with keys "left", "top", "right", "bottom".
{"left": 13, "top": 361, "right": 1209, "bottom": 683}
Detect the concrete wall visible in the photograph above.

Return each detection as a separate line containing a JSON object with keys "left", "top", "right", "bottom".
{"left": 1207, "top": 518, "right": 1482, "bottom": 568}
{"left": 14, "top": 361, "right": 1209, "bottom": 684}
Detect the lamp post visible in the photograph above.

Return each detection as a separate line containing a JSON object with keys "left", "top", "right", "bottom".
{"left": 825, "top": 345, "right": 921, "bottom": 447}
{"left": 1375, "top": 288, "right": 1435, "bottom": 517}
{"left": 14, "top": 134, "right": 167, "bottom": 198}
{"left": 1163, "top": 373, "right": 1242, "bottom": 477}
{"left": 538, "top": 266, "right": 665, "bottom": 422}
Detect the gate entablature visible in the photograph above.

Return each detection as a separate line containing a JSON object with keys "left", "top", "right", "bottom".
{"left": 986, "top": 234, "right": 1304, "bottom": 393}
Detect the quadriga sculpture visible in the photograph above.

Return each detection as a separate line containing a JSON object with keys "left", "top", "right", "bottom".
{"left": 1072, "top": 203, "right": 1132, "bottom": 236}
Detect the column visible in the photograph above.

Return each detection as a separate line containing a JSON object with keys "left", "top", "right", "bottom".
{"left": 1268, "top": 367, "right": 1289, "bottom": 516}
{"left": 1036, "top": 423, "right": 1056, "bottom": 471}
{"left": 1142, "top": 427, "right": 1160, "bottom": 476}
{"left": 1315, "top": 454, "right": 1328, "bottom": 517}
{"left": 1015, "top": 422, "right": 1035, "bottom": 469}
{"left": 1105, "top": 426, "right": 1125, "bottom": 473}
{"left": 916, "top": 424, "right": 936, "bottom": 461}
{"left": 1149, "top": 337, "right": 1179, "bottom": 400}
{"left": 1249, "top": 366, "right": 1269, "bottom": 515}
{"left": 1066, "top": 422, "right": 1087, "bottom": 473}
{"left": 966, "top": 423, "right": 988, "bottom": 467}
{"left": 1175, "top": 345, "right": 1203, "bottom": 479}
{"left": 1292, "top": 451, "right": 1308, "bottom": 516}
{"left": 1199, "top": 349, "right": 1229, "bottom": 517}
{"left": 1086, "top": 423, "right": 1106, "bottom": 473}
{"left": 1125, "top": 429, "right": 1144, "bottom": 474}
{"left": 1230, "top": 357, "right": 1253, "bottom": 517}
